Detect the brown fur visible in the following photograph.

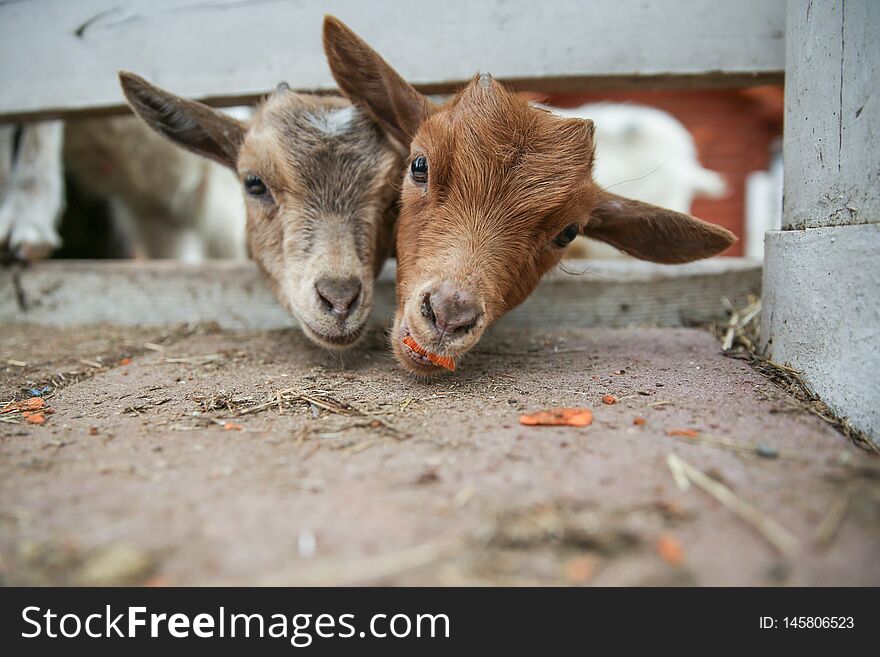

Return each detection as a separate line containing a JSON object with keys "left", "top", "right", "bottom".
{"left": 323, "top": 16, "right": 736, "bottom": 375}
{"left": 120, "top": 72, "right": 403, "bottom": 349}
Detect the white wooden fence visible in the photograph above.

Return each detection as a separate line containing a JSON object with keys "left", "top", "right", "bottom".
{"left": 0, "top": 0, "right": 784, "bottom": 121}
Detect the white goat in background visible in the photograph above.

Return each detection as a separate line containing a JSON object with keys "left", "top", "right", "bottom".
{"left": 551, "top": 103, "right": 727, "bottom": 259}
{"left": 64, "top": 115, "right": 246, "bottom": 262}
{"left": 0, "top": 121, "right": 65, "bottom": 260}
{"left": 0, "top": 114, "right": 247, "bottom": 263}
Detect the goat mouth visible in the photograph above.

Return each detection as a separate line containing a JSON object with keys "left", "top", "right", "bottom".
{"left": 300, "top": 320, "right": 365, "bottom": 349}
{"left": 398, "top": 321, "right": 456, "bottom": 373}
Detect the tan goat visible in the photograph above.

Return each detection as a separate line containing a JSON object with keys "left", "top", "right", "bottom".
{"left": 119, "top": 73, "right": 404, "bottom": 348}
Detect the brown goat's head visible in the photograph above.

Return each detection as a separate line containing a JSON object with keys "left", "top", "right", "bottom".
{"left": 323, "top": 17, "right": 736, "bottom": 375}
{"left": 119, "top": 72, "right": 403, "bottom": 349}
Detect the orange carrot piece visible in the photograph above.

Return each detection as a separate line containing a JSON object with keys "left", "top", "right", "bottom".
{"left": 427, "top": 352, "right": 456, "bottom": 372}
{"left": 403, "top": 336, "right": 456, "bottom": 372}
{"left": 26, "top": 397, "right": 45, "bottom": 410}
{"left": 666, "top": 429, "right": 699, "bottom": 438}
{"left": 519, "top": 407, "right": 593, "bottom": 427}
{"left": 601, "top": 394, "right": 617, "bottom": 405}
{"left": 657, "top": 535, "right": 684, "bottom": 564}
{"left": 26, "top": 413, "right": 46, "bottom": 425}
{"left": 402, "top": 335, "right": 427, "bottom": 356}
{"left": 119, "top": 357, "right": 132, "bottom": 366}
{"left": 224, "top": 422, "right": 242, "bottom": 431}
{"left": 633, "top": 417, "right": 647, "bottom": 426}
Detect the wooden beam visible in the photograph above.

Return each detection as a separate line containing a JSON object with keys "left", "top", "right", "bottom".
{"left": 0, "top": 0, "right": 785, "bottom": 122}
{"left": 0, "top": 258, "right": 761, "bottom": 330}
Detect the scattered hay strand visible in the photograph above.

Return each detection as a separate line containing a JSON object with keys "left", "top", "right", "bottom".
{"left": 667, "top": 453, "right": 799, "bottom": 557}
{"left": 667, "top": 454, "right": 691, "bottom": 492}
{"left": 707, "top": 296, "right": 877, "bottom": 453}
{"left": 666, "top": 431, "right": 804, "bottom": 461}
{"left": 814, "top": 483, "right": 857, "bottom": 548}
{"left": 238, "top": 388, "right": 407, "bottom": 439}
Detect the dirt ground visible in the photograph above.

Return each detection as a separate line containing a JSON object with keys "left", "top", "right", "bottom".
{"left": 1, "top": 322, "right": 878, "bottom": 586}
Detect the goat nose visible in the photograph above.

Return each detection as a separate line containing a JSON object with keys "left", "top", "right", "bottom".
{"left": 315, "top": 277, "right": 362, "bottom": 319}
{"left": 424, "top": 281, "right": 482, "bottom": 334}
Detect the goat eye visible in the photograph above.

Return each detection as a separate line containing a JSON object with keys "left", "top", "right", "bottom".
{"left": 554, "top": 223, "right": 580, "bottom": 247}
{"left": 410, "top": 155, "right": 428, "bottom": 184}
{"left": 244, "top": 175, "right": 268, "bottom": 197}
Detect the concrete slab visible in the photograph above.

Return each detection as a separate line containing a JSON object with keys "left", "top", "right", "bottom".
{"left": 1, "top": 323, "right": 877, "bottom": 586}
{"left": 761, "top": 224, "right": 880, "bottom": 443}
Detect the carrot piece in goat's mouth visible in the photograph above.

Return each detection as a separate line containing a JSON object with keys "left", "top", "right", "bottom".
{"left": 427, "top": 352, "right": 456, "bottom": 372}
{"left": 402, "top": 335, "right": 428, "bottom": 357}
{"left": 519, "top": 408, "right": 593, "bottom": 427}
{"left": 403, "top": 335, "right": 456, "bottom": 372}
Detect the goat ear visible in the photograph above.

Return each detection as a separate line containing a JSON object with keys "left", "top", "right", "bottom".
{"left": 583, "top": 191, "right": 736, "bottom": 263}
{"left": 118, "top": 71, "right": 244, "bottom": 169}
{"left": 323, "top": 16, "right": 437, "bottom": 146}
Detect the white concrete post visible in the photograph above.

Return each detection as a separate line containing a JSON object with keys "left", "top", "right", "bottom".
{"left": 761, "top": 0, "right": 880, "bottom": 442}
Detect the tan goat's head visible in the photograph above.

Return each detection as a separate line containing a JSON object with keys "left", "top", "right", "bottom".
{"left": 323, "top": 16, "right": 736, "bottom": 375}
{"left": 120, "top": 72, "right": 403, "bottom": 349}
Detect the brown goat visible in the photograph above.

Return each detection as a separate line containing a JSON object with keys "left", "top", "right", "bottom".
{"left": 119, "top": 72, "right": 403, "bottom": 348}
{"left": 323, "top": 16, "right": 736, "bottom": 375}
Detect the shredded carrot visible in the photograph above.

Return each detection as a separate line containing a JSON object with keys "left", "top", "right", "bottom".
{"left": 633, "top": 417, "right": 647, "bottom": 426}
{"left": 657, "top": 535, "right": 684, "bottom": 564}
{"left": 224, "top": 422, "right": 243, "bottom": 431}
{"left": 119, "top": 357, "right": 132, "bottom": 366}
{"left": 3, "top": 399, "right": 44, "bottom": 413}
{"left": 565, "top": 556, "right": 596, "bottom": 584}
{"left": 601, "top": 394, "right": 617, "bottom": 405}
{"left": 26, "top": 413, "right": 46, "bottom": 425}
{"left": 519, "top": 407, "right": 593, "bottom": 427}
{"left": 666, "top": 428, "right": 699, "bottom": 438}
{"left": 402, "top": 335, "right": 456, "bottom": 372}
{"left": 427, "top": 353, "right": 455, "bottom": 372}
{"left": 403, "top": 335, "right": 428, "bottom": 357}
